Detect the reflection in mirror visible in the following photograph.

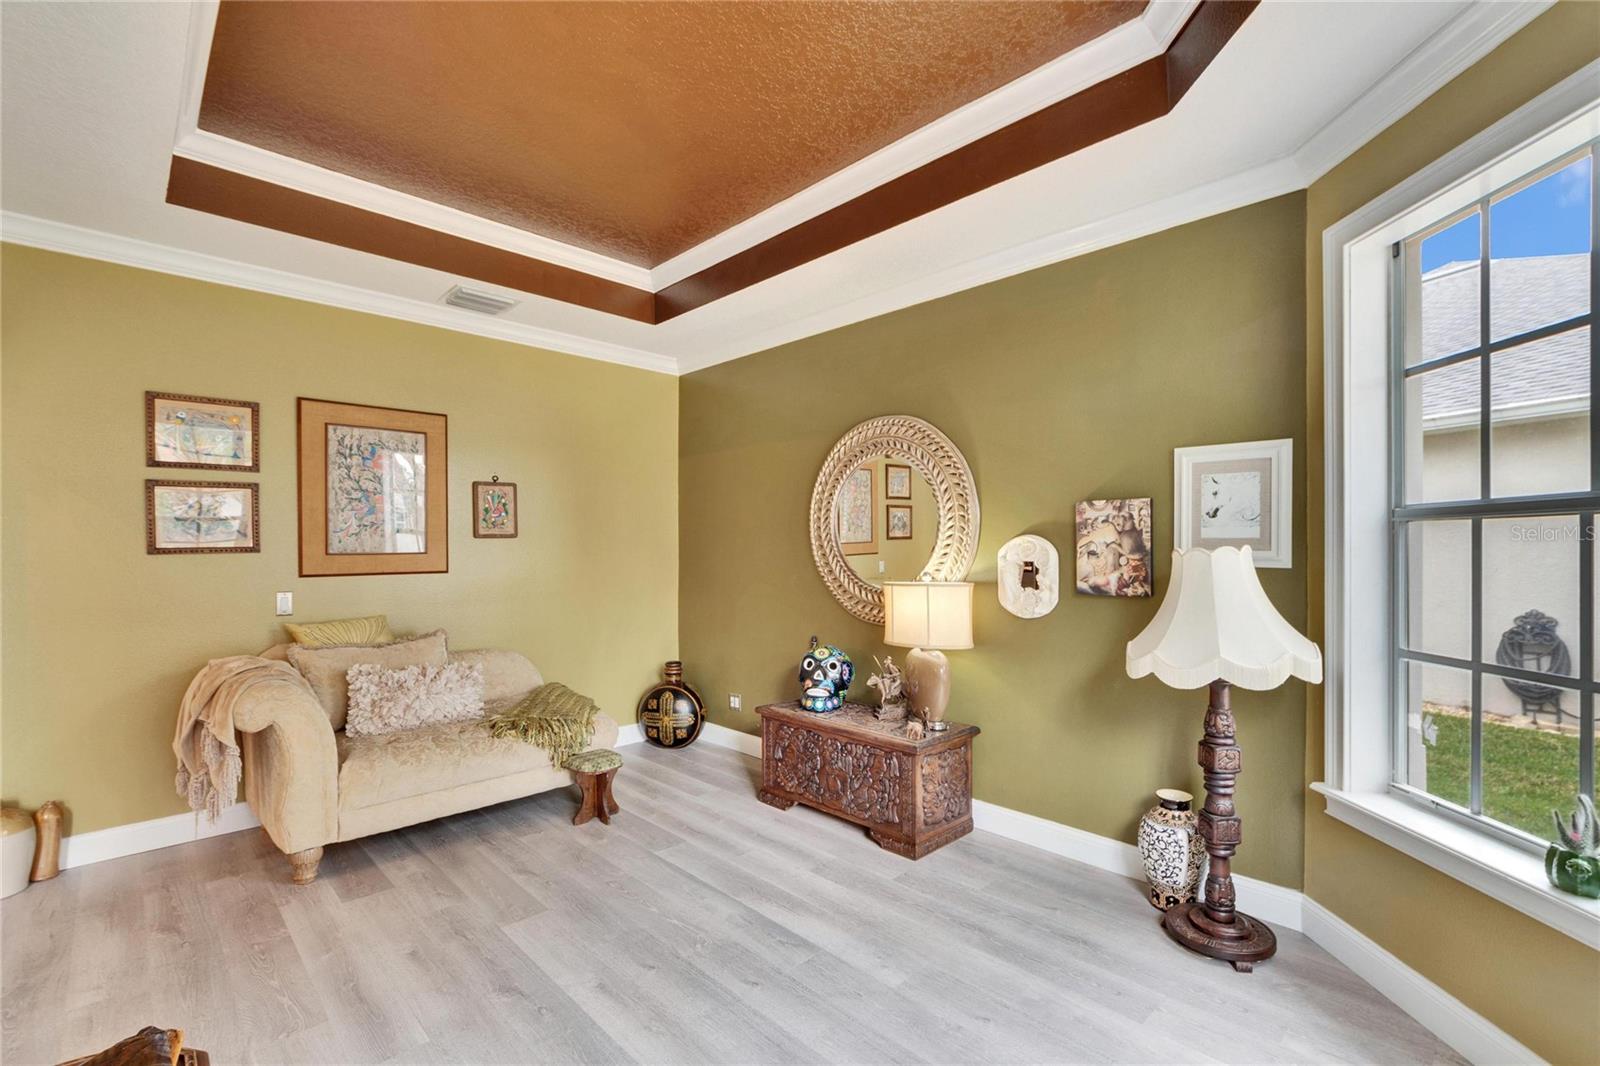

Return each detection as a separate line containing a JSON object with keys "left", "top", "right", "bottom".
{"left": 833, "top": 456, "right": 935, "bottom": 586}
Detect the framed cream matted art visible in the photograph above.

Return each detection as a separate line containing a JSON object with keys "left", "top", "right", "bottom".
{"left": 1173, "top": 438, "right": 1292, "bottom": 568}
{"left": 297, "top": 398, "right": 448, "bottom": 576}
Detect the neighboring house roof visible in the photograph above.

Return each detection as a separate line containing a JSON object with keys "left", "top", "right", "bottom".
{"left": 1419, "top": 253, "right": 1590, "bottom": 423}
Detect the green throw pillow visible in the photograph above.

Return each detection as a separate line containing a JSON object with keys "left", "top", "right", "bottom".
{"left": 284, "top": 614, "right": 395, "bottom": 648}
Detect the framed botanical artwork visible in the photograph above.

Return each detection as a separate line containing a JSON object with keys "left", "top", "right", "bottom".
{"left": 297, "top": 398, "right": 448, "bottom": 577}
{"left": 1075, "top": 498, "right": 1153, "bottom": 597}
{"left": 473, "top": 479, "right": 518, "bottom": 538}
{"left": 835, "top": 464, "right": 877, "bottom": 556}
{"left": 1173, "top": 438, "right": 1292, "bottom": 568}
{"left": 885, "top": 463, "right": 913, "bottom": 500}
{"left": 146, "top": 391, "right": 259, "bottom": 471}
{"left": 146, "top": 480, "right": 259, "bottom": 554}
{"left": 886, "top": 504, "right": 913, "bottom": 540}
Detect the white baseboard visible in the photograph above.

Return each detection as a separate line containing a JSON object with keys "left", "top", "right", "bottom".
{"left": 56, "top": 723, "right": 647, "bottom": 872}
{"left": 59, "top": 803, "right": 261, "bottom": 870}
{"left": 699, "top": 720, "right": 763, "bottom": 758}
{"left": 1302, "top": 899, "right": 1542, "bottom": 1065}
{"left": 46, "top": 718, "right": 1534, "bottom": 1065}
{"left": 700, "top": 720, "right": 1303, "bottom": 930}
{"left": 696, "top": 718, "right": 1540, "bottom": 1064}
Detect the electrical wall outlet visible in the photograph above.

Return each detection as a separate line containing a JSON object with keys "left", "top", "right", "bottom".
{"left": 877, "top": 559, "right": 886, "bottom": 574}
{"left": 275, "top": 591, "right": 294, "bottom": 616}
{"left": 729, "top": 693, "right": 742, "bottom": 711}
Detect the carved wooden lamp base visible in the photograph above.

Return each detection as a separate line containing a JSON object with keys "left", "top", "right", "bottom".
{"left": 1161, "top": 901, "right": 1276, "bottom": 972}
{"left": 1163, "top": 679, "right": 1277, "bottom": 973}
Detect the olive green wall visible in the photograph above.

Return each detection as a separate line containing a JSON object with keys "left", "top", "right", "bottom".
{"left": 0, "top": 245, "right": 679, "bottom": 836}
{"left": 680, "top": 191, "right": 1309, "bottom": 888}
{"left": 1302, "top": 5, "right": 1600, "bottom": 1062}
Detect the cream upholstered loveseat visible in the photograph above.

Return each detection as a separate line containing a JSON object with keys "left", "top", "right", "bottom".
{"left": 235, "top": 644, "right": 618, "bottom": 883}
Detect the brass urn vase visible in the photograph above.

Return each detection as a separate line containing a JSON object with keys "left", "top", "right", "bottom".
{"left": 638, "top": 661, "right": 705, "bottom": 748}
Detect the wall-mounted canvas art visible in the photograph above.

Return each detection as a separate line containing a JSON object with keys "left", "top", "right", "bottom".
{"left": 146, "top": 391, "right": 259, "bottom": 471}
{"left": 1173, "top": 438, "right": 1292, "bottom": 567}
{"left": 885, "top": 463, "right": 913, "bottom": 500}
{"left": 1075, "top": 498, "right": 1153, "bottom": 597}
{"left": 836, "top": 464, "right": 877, "bottom": 556}
{"left": 887, "top": 504, "right": 913, "bottom": 539}
{"left": 473, "top": 479, "right": 518, "bottom": 538}
{"left": 297, "top": 398, "right": 448, "bottom": 576}
{"left": 146, "top": 480, "right": 258, "bottom": 554}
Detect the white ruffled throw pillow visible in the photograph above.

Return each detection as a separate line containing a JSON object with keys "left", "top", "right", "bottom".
{"left": 344, "top": 661, "right": 485, "bottom": 737}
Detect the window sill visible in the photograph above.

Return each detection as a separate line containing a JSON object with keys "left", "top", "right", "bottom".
{"left": 1311, "top": 783, "right": 1600, "bottom": 947}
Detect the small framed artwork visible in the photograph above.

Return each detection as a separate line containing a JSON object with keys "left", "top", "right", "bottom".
{"left": 146, "top": 391, "right": 259, "bottom": 471}
{"left": 473, "top": 478, "right": 518, "bottom": 538}
{"left": 297, "top": 398, "right": 448, "bottom": 577}
{"left": 1174, "top": 438, "right": 1292, "bottom": 568}
{"left": 835, "top": 464, "right": 878, "bottom": 556}
{"left": 885, "top": 463, "right": 913, "bottom": 500}
{"left": 1075, "top": 498, "right": 1153, "bottom": 597}
{"left": 146, "top": 480, "right": 259, "bottom": 554}
{"left": 886, "top": 504, "right": 913, "bottom": 540}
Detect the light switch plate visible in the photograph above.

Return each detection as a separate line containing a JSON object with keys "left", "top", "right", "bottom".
{"left": 729, "top": 693, "right": 742, "bottom": 711}
{"left": 275, "top": 592, "right": 293, "bottom": 616}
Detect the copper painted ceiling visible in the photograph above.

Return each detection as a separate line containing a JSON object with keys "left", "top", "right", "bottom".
{"left": 199, "top": 0, "right": 1146, "bottom": 267}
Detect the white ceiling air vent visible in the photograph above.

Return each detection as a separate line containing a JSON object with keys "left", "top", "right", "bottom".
{"left": 441, "top": 285, "right": 519, "bottom": 315}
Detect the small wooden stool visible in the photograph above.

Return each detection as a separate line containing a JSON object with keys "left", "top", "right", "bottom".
{"left": 563, "top": 749, "right": 622, "bottom": 826}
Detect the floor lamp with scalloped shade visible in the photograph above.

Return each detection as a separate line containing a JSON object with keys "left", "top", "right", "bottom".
{"left": 1127, "top": 546, "right": 1322, "bottom": 971}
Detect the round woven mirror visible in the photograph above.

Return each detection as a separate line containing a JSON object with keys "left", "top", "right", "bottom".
{"left": 810, "top": 415, "right": 980, "bottom": 624}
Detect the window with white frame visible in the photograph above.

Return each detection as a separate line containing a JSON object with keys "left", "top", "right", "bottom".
{"left": 1391, "top": 144, "right": 1596, "bottom": 849}
{"left": 1322, "top": 67, "right": 1600, "bottom": 939}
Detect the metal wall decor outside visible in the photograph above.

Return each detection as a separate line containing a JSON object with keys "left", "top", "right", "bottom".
{"left": 809, "top": 415, "right": 980, "bottom": 624}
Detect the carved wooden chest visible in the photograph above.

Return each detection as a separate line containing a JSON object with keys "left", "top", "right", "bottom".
{"left": 755, "top": 701, "right": 978, "bottom": 859}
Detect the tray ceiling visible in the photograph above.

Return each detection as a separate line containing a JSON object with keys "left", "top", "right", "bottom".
{"left": 198, "top": 0, "right": 1146, "bottom": 268}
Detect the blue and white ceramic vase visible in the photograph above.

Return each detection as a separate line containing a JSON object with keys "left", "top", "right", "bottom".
{"left": 1137, "top": 788, "right": 1205, "bottom": 911}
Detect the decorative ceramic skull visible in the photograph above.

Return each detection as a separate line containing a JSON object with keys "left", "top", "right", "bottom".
{"left": 798, "top": 635, "right": 854, "bottom": 713}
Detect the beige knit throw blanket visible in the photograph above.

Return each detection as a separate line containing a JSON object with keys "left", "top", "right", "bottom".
{"left": 483, "top": 682, "right": 599, "bottom": 768}
{"left": 173, "top": 656, "right": 314, "bottom": 821}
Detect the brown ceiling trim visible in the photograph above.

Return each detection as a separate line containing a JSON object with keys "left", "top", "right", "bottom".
{"left": 166, "top": 0, "right": 1252, "bottom": 327}
{"left": 165, "top": 157, "right": 656, "bottom": 323}
{"left": 654, "top": 0, "right": 1256, "bottom": 322}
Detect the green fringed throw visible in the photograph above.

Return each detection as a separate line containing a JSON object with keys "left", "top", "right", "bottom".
{"left": 484, "top": 682, "right": 600, "bottom": 768}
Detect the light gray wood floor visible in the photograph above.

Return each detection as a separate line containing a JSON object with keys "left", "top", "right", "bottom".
{"left": 2, "top": 742, "right": 1463, "bottom": 1065}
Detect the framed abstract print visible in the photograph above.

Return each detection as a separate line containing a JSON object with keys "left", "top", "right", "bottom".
{"left": 146, "top": 480, "right": 259, "bottom": 554}
{"left": 297, "top": 398, "right": 448, "bottom": 576}
{"left": 885, "top": 463, "right": 913, "bottom": 500}
{"left": 146, "top": 391, "right": 259, "bottom": 471}
{"left": 886, "top": 504, "right": 913, "bottom": 540}
{"left": 473, "top": 479, "right": 518, "bottom": 538}
{"left": 1173, "top": 438, "right": 1291, "bottom": 568}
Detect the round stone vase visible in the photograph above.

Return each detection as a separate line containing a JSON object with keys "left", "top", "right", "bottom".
{"left": 1137, "top": 788, "right": 1204, "bottom": 911}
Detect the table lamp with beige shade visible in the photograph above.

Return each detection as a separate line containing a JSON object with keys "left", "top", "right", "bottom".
{"left": 882, "top": 579, "right": 974, "bottom": 731}
{"left": 1126, "top": 546, "right": 1321, "bottom": 971}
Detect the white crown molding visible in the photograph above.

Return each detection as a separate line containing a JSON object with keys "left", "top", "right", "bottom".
{"left": 173, "top": 130, "right": 658, "bottom": 291}
{"left": 648, "top": 1, "right": 1200, "bottom": 288}
{"left": 0, "top": 211, "right": 678, "bottom": 375}
{"left": 171, "top": 1, "right": 652, "bottom": 290}
{"left": 171, "top": 0, "right": 1200, "bottom": 294}
{"left": 1302, "top": 899, "right": 1544, "bottom": 1066}
{"left": 1290, "top": 0, "right": 1555, "bottom": 183}
{"left": 676, "top": 154, "right": 1310, "bottom": 373}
